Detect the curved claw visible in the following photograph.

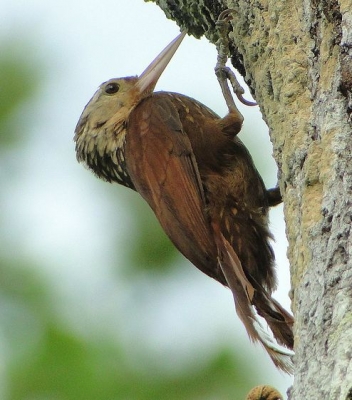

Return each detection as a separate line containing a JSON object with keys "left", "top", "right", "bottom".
{"left": 217, "top": 9, "right": 236, "bottom": 23}
{"left": 238, "top": 94, "right": 257, "bottom": 107}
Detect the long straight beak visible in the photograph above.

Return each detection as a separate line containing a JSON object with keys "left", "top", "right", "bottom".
{"left": 135, "top": 31, "right": 187, "bottom": 95}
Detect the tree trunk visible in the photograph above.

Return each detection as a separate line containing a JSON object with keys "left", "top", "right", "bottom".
{"left": 146, "top": 0, "right": 352, "bottom": 398}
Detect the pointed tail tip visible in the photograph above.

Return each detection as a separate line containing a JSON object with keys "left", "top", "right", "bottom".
{"left": 212, "top": 221, "right": 294, "bottom": 374}
{"left": 252, "top": 318, "right": 294, "bottom": 374}
{"left": 270, "top": 348, "right": 294, "bottom": 375}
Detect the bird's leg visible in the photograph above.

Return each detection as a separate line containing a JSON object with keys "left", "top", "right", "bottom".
{"left": 267, "top": 187, "right": 283, "bottom": 207}
{"left": 215, "top": 9, "right": 257, "bottom": 112}
{"left": 215, "top": 11, "right": 283, "bottom": 206}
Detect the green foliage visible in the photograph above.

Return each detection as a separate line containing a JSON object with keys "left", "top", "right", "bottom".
{"left": 121, "top": 192, "right": 179, "bottom": 274}
{"left": 9, "top": 325, "right": 252, "bottom": 400}
{"left": 0, "top": 42, "right": 39, "bottom": 148}
{"left": 0, "top": 258, "right": 255, "bottom": 399}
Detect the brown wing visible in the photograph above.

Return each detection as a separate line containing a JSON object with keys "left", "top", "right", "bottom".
{"left": 125, "top": 94, "right": 225, "bottom": 284}
{"left": 125, "top": 94, "right": 293, "bottom": 373}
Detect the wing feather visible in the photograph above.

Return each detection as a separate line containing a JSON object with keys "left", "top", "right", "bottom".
{"left": 125, "top": 95, "right": 223, "bottom": 283}
{"left": 125, "top": 94, "right": 294, "bottom": 373}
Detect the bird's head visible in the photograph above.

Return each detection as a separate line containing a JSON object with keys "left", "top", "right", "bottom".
{"left": 75, "top": 31, "right": 186, "bottom": 136}
{"left": 74, "top": 31, "right": 186, "bottom": 184}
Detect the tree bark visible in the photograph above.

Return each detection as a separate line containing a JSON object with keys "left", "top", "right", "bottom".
{"left": 146, "top": 0, "right": 352, "bottom": 398}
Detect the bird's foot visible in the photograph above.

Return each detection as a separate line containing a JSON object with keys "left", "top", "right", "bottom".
{"left": 215, "top": 9, "right": 257, "bottom": 112}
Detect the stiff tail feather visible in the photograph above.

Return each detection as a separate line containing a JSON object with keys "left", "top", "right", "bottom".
{"left": 253, "top": 291, "right": 294, "bottom": 349}
{"left": 212, "top": 222, "right": 294, "bottom": 374}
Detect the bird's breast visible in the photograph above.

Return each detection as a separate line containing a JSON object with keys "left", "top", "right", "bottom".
{"left": 75, "top": 119, "right": 135, "bottom": 189}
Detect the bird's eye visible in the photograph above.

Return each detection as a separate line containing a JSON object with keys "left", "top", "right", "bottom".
{"left": 105, "top": 82, "right": 120, "bottom": 94}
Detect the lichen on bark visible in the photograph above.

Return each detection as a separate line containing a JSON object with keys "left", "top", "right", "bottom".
{"left": 145, "top": 0, "right": 225, "bottom": 41}
{"left": 145, "top": 0, "right": 352, "bottom": 398}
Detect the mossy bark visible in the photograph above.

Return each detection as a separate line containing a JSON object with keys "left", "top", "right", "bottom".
{"left": 147, "top": 0, "right": 352, "bottom": 398}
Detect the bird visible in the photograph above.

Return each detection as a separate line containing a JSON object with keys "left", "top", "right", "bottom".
{"left": 246, "top": 385, "right": 283, "bottom": 400}
{"left": 74, "top": 30, "right": 294, "bottom": 373}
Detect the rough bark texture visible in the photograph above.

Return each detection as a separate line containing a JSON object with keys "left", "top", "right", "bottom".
{"left": 146, "top": 0, "right": 352, "bottom": 399}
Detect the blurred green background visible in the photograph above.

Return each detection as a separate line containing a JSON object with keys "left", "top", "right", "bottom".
{"left": 0, "top": 1, "right": 292, "bottom": 399}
